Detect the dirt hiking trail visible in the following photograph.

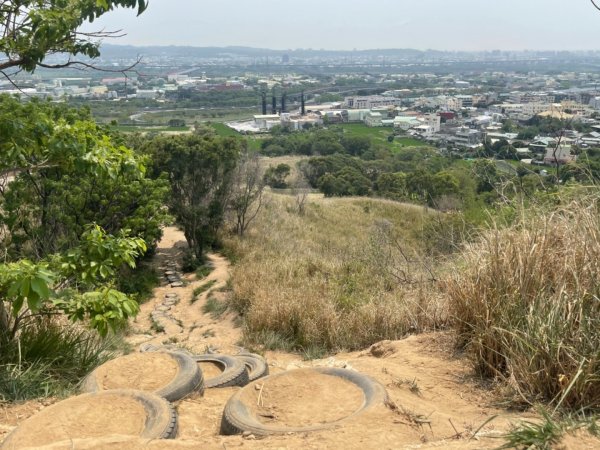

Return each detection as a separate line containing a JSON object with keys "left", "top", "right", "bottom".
{"left": 1, "top": 226, "right": 596, "bottom": 449}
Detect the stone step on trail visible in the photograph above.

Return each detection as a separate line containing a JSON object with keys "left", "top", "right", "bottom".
{"left": 156, "top": 316, "right": 183, "bottom": 335}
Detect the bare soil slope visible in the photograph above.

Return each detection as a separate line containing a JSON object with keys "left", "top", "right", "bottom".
{"left": 2, "top": 226, "right": 593, "bottom": 449}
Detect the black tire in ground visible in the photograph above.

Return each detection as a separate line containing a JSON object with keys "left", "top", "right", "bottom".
{"left": 0, "top": 389, "right": 177, "bottom": 449}
{"left": 220, "top": 367, "right": 389, "bottom": 436}
{"left": 236, "top": 353, "right": 269, "bottom": 382}
{"left": 193, "top": 354, "right": 249, "bottom": 388}
{"left": 134, "top": 389, "right": 179, "bottom": 438}
{"left": 82, "top": 351, "right": 204, "bottom": 402}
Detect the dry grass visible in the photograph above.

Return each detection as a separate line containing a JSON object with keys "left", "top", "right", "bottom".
{"left": 445, "top": 199, "right": 600, "bottom": 410}
{"left": 225, "top": 193, "right": 447, "bottom": 352}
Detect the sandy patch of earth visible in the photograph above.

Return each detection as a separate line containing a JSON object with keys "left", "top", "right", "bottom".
{"left": 91, "top": 352, "right": 179, "bottom": 392}
{"left": 238, "top": 369, "right": 365, "bottom": 427}
{"left": 197, "top": 361, "right": 225, "bottom": 379}
{"left": 1, "top": 392, "right": 148, "bottom": 449}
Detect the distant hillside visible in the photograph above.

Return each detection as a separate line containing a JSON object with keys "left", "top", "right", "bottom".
{"left": 98, "top": 44, "right": 428, "bottom": 60}
{"left": 98, "top": 44, "right": 600, "bottom": 62}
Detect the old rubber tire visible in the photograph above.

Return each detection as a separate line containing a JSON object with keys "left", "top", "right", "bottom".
{"left": 82, "top": 351, "right": 204, "bottom": 401}
{"left": 220, "top": 367, "right": 388, "bottom": 436}
{"left": 236, "top": 353, "right": 269, "bottom": 382}
{"left": 193, "top": 354, "right": 249, "bottom": 388}
{"left": 0, "top": 389, "right": 177, "bottom": 449}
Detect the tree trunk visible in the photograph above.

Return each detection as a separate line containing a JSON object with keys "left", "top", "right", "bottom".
{"left": 0, "top": 301, "right": 11, "bottom": 344}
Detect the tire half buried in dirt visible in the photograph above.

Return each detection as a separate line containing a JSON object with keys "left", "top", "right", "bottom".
{"left": 0, "top": 389, "right": 177, "bottom": 450}
{"left": 236, "top": 353, "right": 269, "bottom": 382}
{"left": 193, "top": 354, "right": 249, "bottom": 388}
{"left": 82, "top": 351, "right": 203, "bottom": 401}
{"left": 220, "top": 367, "right": 388, "bottom": 436}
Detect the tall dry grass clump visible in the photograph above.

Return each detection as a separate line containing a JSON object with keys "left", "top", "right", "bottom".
{"left": 445, "top": 199, "right": 600, "bottom": 410}
{"left": 225, "top": 194, "right": 447, "bottom": 353}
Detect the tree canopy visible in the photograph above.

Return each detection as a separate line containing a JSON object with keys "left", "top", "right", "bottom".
{"left": 0, "top": 0, "right": 147, "bottom": 74}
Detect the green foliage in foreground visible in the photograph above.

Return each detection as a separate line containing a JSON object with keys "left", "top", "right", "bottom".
{"left": 500, "top": 409, "right": 599, "bottom": 450}
{"left": 117, "top": 264, "right": 160, "bottom": 304}
{"left": 0, "top": 320, "right": 116, "bottom": 402}
{"left": 0, "top": 96, "right": 170, "bottom": 259}
{"left": 0, "top": 97, "right": 169, "bottom": 345}
{"left": 0, "top": 1, "right": 147, "bottom": 73}
{"left": 0, "top": 225, "right": 145, "bottom": 341}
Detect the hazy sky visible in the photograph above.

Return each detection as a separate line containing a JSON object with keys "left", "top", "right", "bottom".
{"left": 86, "top": 0, "right": 600, "bottom": 51}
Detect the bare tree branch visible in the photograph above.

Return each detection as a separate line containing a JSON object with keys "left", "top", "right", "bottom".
{"left": 38, "top": 56, "right": 143, "bottom": 77}
{"left": 0, "top": 69, "right": 29, "bottom": 95}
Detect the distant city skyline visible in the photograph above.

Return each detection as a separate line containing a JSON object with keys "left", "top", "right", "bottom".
{"left": 83, "top": 0, "right": 600, "bottom": 52}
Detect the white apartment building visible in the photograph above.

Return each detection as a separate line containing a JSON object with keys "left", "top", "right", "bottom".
{"left": 365, "top": 111, "right": 383, "bottom": 127}
{"left": 421, "top": 114, "right": 441, "bottom": 133}
{"left": 509, "top": 92, "right": 555, "bottom": 104}
{"left": 522, "top": 103, "right": 552, "bottom": 116}
{"left": 345, "top": 96, "right": 401, "bottom": 109}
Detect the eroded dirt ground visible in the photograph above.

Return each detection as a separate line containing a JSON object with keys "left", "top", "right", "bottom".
{"left": 1, "top": 227, "right": 598, "bottom": 449}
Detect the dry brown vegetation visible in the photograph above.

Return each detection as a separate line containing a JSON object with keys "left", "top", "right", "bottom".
{"left": 225, "top": 193, "right": 447, "bottom": 353}
{"left": 225, "top": 191, "right": 600, "bottom": 417}
{"left": 445, "top": 198, "right": 600, "bottom": 410}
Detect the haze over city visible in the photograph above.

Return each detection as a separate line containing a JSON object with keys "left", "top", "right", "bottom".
{"left": 86, "top": 0, "right": 600, "bottom": 51}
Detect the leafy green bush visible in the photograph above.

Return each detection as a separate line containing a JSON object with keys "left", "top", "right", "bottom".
{"left": 117, "top": 263, "right": 160, "bottom": 304}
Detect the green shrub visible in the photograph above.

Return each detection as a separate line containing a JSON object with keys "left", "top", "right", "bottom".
{"left": 0, "top": 320, "right": 115, "bottom": 401}
{"left": 195, "top": 264, "right": 213, "bottom": 279}
{"left": 445, "top": 199, "right": 600, "bottom": 410}
{"left": 117, "top": 264, "right": 160, "bottom": 304}
{"left": 182, "top": 249, "right": 205, "bottom": 273}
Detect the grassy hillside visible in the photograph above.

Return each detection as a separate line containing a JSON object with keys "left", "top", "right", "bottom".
{"left": 225, "top": 193, "right": 447, "bottom": 355}
{"left": 332, "top": 123, "right": 430, "bottom": 152}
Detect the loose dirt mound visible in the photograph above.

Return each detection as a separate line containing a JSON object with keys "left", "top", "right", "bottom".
{"left": 238, "top": 370, "right": 364, "bottom": 427}
{"left": 1, "top": 391, "right": 171, "bottom": 450}
{"left": 89, "top": 352, "right": 179, "bottom": 391}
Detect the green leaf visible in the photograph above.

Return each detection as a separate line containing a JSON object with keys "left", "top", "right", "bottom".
{"left": 30, "top": 277, "right": 51, "bottom": 300}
